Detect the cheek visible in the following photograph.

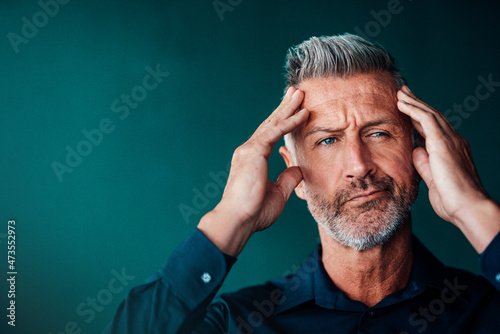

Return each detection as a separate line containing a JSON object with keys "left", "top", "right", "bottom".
{"left": 375, "top": 145, "right": 415, "bottom": 182}
{"left": 296, "top": 149, "right": 343, "bottom": 191}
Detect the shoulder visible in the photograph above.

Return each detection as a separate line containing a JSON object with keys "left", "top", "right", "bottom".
{"left": 215, "top": 279, "right": 285, "bottom": 309}
{"left": 440, "top": 264, "right": 499, "bottom": 300}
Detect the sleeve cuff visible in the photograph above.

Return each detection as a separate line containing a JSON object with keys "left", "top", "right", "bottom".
{"left": 157, "top": 229, "right": 237, "bottom": 308}
{"left": 479, "top": 231, "right": 500, "bottom": 290}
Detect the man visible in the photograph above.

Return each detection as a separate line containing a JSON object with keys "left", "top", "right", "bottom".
{"left": 104, "top": 34, "right": 500, "bottom": 333}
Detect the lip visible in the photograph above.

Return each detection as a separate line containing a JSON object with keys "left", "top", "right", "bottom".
{"left": 347, "top": 190, "right": 384, "bottom": 203}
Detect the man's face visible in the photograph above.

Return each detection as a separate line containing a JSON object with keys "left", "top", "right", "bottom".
{"left": 281, "top": 72, "right": 419, "bottom": 251}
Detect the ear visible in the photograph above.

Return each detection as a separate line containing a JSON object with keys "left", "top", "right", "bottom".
{"left": 279, "top": 146, "right": 306, "bottom": 200}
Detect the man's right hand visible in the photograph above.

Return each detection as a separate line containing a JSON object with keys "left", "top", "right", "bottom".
{"left": 197, "top": 87, "right": 309, "bottom": 257}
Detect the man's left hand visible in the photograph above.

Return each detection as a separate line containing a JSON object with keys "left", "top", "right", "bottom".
{"left": 397, "top": 86, "right": 500, "bottom": 253}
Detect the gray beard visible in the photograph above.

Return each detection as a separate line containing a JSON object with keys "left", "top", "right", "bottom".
{"left": 305, "top": 174, "right": 419, "bottom": 251}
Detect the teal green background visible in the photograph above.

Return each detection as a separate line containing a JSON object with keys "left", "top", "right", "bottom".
{"left": 1, "top": 0, "right": 500, "bottom": 332}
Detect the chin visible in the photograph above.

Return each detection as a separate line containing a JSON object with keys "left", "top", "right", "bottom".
{"left": 318, "top": 205, "right": 410, "bottom": 251}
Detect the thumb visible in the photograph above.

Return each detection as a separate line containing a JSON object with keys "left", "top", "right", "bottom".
{"left": 275, "top": 166, "right": 303, "bottom": 202}
{"left": 413, "top": 147, "right": 432, "bottom": 186}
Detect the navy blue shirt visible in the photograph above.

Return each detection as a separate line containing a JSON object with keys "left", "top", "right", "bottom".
{"left": 104, "top": 230, "right": 500, "bottom": 333}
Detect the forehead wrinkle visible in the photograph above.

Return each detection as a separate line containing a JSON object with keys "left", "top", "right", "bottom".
{"left": 300, "top": 92, "right": 397, "bottom": 114}
{"left": 298, "top": 72, "right": 398, "bottom": 110}
{"left": 305, "top": 99, "right": 397, "bottom": 125}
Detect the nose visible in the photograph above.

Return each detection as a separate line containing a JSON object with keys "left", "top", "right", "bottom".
{"left": 341, "top": 137, "right": 376, "bottom": 181}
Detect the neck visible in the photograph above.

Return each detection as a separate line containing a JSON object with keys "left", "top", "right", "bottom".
{"left": 319, "top": 217, "right": 413, "bottom": 307}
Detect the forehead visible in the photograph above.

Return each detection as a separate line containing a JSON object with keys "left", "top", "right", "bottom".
{"left": 298, "top": 72, "right": 400, "bottom": 124}
{"left": 299, "top": 72, "right": 398, "bottom": 108}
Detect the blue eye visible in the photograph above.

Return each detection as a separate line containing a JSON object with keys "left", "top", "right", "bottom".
{"left": 371, "top": 132, "right": 388, "bottom": 137}
{"left": 320, "top": 137, "right": 336, "bottom": 145}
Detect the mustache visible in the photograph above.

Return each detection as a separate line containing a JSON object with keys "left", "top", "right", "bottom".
{"left": 334, "top": 175, "right": 396, "bottom": 208}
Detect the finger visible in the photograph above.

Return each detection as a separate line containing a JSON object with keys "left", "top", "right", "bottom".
{"left": 397, "top": 90, "right": 437, "bottom": 116}
{"left": 412, "top": 147, "right": 433, "bottom": 187}
{"left": 283, "top": 86, "right": 296, "bottom": 100}
{"left": 397, "top": 99, "right": 446, "bottom": 142}
{"left": 406, "top": 112, "right": 425, "bottom": 138}
{"left": 262, "top": 89, "right": 305, "bottom": 127}
{"left": 275, "top": 166, "right": 303, "bottom": 203}
{"left": 240, "top": 108, "right": 309, "bottom": 162}
{"left": 397, "top": 88, "right": 454, "bottom": 132}
{"left": 400, "top": 86, "right": 436, "bottom": 112}
{"left": 255, "top": 108, "right": 309, "bottom": 150}
{"left": 276, "top": 89, "right": 305, "bottom": 120}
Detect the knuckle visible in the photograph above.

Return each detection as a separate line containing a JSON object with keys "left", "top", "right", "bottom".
{"left": 422, "top": 112, "right": 437, "bottom": 121}
{"left": 233, "top": 145, "right": 245, "bottom": 158}
{"left": 234, "top": 142, "right": 256, "bottom": 158}
{"left": 263, "top": 116, "right": 278, "bottom": 128}
{"left": 261, "top": 118, "right": 271, "bottom": 127}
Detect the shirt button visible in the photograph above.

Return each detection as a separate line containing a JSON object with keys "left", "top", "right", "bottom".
{"left": 369, "top": 311, "right": 374, "bottom": 317}
{"left": 495, "top": 272, "right": 500, "bottom": 283}
{"left": 201, "top": 272, "right": 212, "bottom": 284}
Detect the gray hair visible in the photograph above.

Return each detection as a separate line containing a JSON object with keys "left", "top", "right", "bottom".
{"left": 284, "top": 33, "right": 406, "bottom": 90}
{"left": 283, "top": 33, "right": 410, "bottom": 154}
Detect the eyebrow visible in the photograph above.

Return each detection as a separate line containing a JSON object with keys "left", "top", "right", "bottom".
{"left": 304, "top": 117, "right": 401, "bottom": 138}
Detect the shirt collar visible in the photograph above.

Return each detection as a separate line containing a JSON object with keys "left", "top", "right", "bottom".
{"left": 275, "top": 234, "right": 468, "bottom": 314}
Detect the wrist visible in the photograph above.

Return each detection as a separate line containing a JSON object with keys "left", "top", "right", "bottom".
{"left": 454, "top": 198, "right": 500, "bottom": 253}
{"left": 197, "top": 204, "right": 254, "bottom": 257}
